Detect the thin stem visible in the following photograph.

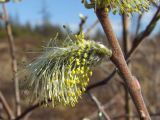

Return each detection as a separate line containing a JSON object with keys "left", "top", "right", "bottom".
{"left": 14, "top": 100, "right": 48, "bottom": 120}
{"left": 96, "top": 7, "right": 150, "bottom": 119}
{"left": 77, "top": 15, "right": 87, "bottom": 34}
{"left": 87, "top": 68, "right": 117, "bottom": 91}
{"left": 88, "top": 92, "right": 111, "bottom": 120}
{"left": 0, "top": 91, "right": 15, "bottom": 120}
{"left": 2, "top": 4, "right": 21, "bottom": 117}
{"left": 122, "top": 14, "right": 130, "bottom": 57}
{"left": 128, "top": 5, "right": 160, "bottom": 59}
{"left": 85, "top": 19, "right": 99, "bottom": 36}
{"left": 86, "top": 94, "right": 119, "bottom": 120}
{"left": 122, "top": 13, "right": 131, "bottom": 120}
{"left": 135, "top": 13, "right": 144, "bottom": 36}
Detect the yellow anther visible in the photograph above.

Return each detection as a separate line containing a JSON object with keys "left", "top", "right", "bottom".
{"left": 80, "top": 70, "right": 83, "bottom": 74}
{"left": 84, "top": 53, "right": 88, "bottom": 58}
{"left": 72, "top": 70, "right": 75, "bottom": 74}
{"left": 89, "top": 71, "right": 92, "bottom": 76}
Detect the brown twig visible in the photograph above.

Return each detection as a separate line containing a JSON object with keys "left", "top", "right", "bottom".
{"left": 127, "top": 5, "right": 160, "bottom": 59}
{"left": 2, "top": 4, "right": 21, "bottom": 117}
{"left": 14, "top": 104, "right": 39, "bottom": 120}
{"left": 95, "top": 7, "right": 150, "bottom": 119}
{"left": 0, "top": 91, "right": 15, "bottom": 120}
{"left": 135, "top": 12, "right": 144, "bottom": 36}
{"left": 87, "top": 68, "right": 117, "bottom": 91}
{"left": 122, "top": 14, "right": 130, "bottom": 57}
{"left": 77, "top": 14, "right": 87, "bottom": 34}
{"left": 88, "top": 92, "right": 111, "bottom": 120}
{"left": 86, "top": 5, "right": 160, "bottom": 91}
{"left": 86, "top": 93, "right": 119, "bottom": 120}
{"left": 122, "top": 13, "right": 131, "bottom": 120}
{"left": 85, "top": 19, "right": 99, "bottom": 36}
{"left": 14, "top": 100, "right": 49, "bottom": 120}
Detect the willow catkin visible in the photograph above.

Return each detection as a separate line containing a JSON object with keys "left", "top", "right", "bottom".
{"left": 83, "top": 0, "right": 159, "bottom": 14}
{"left": 22, "top": 33, "right": 112, "bottom": 107}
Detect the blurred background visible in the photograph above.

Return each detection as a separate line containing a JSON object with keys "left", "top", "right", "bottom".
{"left": 0, "top": 0, "right": 160, "bottom": 120}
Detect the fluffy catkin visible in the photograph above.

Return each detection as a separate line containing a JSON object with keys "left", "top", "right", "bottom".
{"left": 22, "top": 33, "right": 112, "bottom": 107}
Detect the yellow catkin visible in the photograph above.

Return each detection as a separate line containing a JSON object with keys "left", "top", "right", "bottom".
{"left": 24, "top": 33, "right": 112, "bottom": 107}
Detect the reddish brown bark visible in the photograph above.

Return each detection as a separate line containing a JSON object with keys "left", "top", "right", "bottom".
{"left": 96, "top": 8, "right": 151, "bottom": 120}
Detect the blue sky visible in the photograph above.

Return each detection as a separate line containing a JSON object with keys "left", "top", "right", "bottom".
{"left": 3, "top": 0, "right": 160, "bottom": 37}
{"left": 6, "top": 0, "right": 97, "bottom": 27}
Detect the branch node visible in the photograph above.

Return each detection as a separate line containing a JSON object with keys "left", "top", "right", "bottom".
{"left": 131, "top": 76, "right": 141, "bottom": 92}
{"left": 140, "top": 110, "right": 147, "bottom": 119}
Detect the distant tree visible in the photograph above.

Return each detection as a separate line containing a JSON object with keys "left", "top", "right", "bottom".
{"left": 11, "top": 11, "right": 20, "bottom": 26}
{"left": 40, "top": 0, "right": 51, "bottom": 26}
